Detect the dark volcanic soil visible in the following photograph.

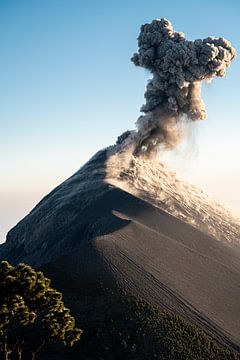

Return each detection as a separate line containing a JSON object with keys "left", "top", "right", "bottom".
{"left": 1, "top": 149, "right": 240, "bottom": 358}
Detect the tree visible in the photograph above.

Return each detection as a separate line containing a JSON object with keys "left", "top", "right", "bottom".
{"left": 0, "top": 261, "right": 82, "bottom": 359}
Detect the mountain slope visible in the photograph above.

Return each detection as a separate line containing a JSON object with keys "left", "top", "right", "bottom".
{"left": 0, "top": 147, "right": 240, "bottom": 357}
{"left": 106, "top": 147, "right": 240, "bottom": 246}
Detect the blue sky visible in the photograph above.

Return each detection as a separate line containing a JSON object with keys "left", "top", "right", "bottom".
{"left": 0, "top": 0, "right": 239, "bottom": 242}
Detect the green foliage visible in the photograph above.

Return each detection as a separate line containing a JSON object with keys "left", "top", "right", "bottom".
{"left": 73, "top": 281, "right": 240, "bottom": 360}
{"left": 0, "top": 261, "right": 82, "bottom": 359}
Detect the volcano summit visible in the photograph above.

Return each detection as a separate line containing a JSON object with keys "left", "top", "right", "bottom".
{"left": 1, "top": 147, "right": 240, "bottom": 358}
{"left": 0, "top": 18, "right": 239, "bottom": 359}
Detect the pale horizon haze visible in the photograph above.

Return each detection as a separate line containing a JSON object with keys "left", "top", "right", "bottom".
{"left": 1, "top": 0, "right": 240, "bottom": 242}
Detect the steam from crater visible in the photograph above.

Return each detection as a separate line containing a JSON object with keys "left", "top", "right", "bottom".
{"left": 124, "top": 18, "right": 236, "bottom": 155}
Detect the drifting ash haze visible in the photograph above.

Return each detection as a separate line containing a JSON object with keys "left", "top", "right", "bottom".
{"left": 106, "top": 147, "right": 240, "bottom": 246}
{"left": 125, "top": 18, "right": 236, "bottom": 154}
{"left": 0, "top": 18, "right": 240, "bottom": 357}
{"left": 105, "top": 17, "right": 239, "bottom": 245}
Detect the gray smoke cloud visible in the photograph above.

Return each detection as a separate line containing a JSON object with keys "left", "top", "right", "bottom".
{"left": 128, "top": 18, "right": 236, "bottom": 155}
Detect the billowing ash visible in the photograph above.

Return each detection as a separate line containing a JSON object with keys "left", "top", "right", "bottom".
{"left": 121, "top": 18, "right": 236, "bottom": 155}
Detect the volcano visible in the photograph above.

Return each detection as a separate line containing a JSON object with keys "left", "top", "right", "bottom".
{"left": 1, "top": 147, "right": 240, "bottom": 359}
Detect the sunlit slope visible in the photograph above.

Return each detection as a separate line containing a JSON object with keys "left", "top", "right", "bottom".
{"left": 106, "top": 148, "right": 240, "bottom": 246}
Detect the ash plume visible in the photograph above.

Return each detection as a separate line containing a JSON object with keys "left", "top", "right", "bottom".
{"left": 126, "top": 18, "right": 236, "bottom": 155}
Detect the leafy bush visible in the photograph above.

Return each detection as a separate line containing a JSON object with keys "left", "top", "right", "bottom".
{"left": 0, "top": 261, "right": 82, "bottom": 359}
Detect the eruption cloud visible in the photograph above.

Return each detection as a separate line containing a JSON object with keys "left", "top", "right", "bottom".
{"left": 125, "top": 18, "right": 236, "bottom": 155}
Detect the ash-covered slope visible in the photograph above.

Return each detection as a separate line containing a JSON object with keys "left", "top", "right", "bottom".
{"left": 106, "top": 147, "right": 240, "bottom": 246}
{"left": 1, "top": 146, "right": 240, "bottom": 353}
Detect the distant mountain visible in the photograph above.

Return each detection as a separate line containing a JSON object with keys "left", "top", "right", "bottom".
{"left": 1, "top": 146, "right": 240, "bottom": 358}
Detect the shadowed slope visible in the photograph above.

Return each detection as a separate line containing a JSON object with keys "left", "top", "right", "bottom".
{"left": 0, "top": 148, "right": 240, "bottom": 357}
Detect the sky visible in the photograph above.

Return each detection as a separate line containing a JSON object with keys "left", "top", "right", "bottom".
{"left": 0, "top": 0, "right": 239, "bottom": 242}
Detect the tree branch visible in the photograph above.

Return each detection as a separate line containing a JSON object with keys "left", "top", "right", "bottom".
{"left": 31, "top": 338, "right": 46, "bottom": 360}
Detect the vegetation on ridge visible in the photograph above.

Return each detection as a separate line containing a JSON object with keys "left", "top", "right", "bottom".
{"left": 0, "top": 260, "right": 239, "bottom": 359}
{"left": 58, "top": 279, "right": 240, "bottom": 359}
{"left": 0, "top": 261, "right": 82, "bottom": 359}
